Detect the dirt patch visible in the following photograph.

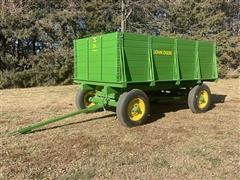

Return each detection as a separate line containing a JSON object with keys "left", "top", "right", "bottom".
{"left": 1, "top": 79, "right": 239, "bottom": 179}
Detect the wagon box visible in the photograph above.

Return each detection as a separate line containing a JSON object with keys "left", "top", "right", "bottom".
{"left": 74, "top": 32, "right": 218, "bottom": 127}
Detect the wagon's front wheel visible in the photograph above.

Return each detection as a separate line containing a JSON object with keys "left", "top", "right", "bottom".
{"left": 116, "top": 89, "right": 150, "bottom": 127}
{"left": 188, "top": 84, "right": 211, "bottom": 113}
{"left": 75, "top": 89, "right": 95, "bottom": 110}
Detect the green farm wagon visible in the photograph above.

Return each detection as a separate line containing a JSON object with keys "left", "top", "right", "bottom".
{"left": 74, "top": 32, "right": 217, "bottom": 127}
{"left": 16, "top": 32, "right": 217, "bottom": 134}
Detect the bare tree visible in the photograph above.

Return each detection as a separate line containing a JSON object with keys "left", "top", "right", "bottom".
{"left": 120, "top": 0, "right": 167, "bottom": 34}
{"left": 121, "top": 0, "right": 132, "bottom": 32}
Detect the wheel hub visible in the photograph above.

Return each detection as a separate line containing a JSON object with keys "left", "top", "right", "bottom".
{"left": 84, "top": 91, "right": 95, "bottom": 107}
{"left": 128, "top": 98, "right": 145, "bottom": 121}
{"left": 197, "top": 90, "right": 209, "bottom": 109}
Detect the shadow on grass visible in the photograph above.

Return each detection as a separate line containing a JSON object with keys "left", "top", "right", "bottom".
{"left": 28, "top": 94, "right": 226, "bottom": 134}
{"left": 211, "top": 94, "right": 227, "bottom": 104}
{"left": 147, "top": 100, "right": 188, "bottom": 124}
{"left": 209, "top": 94, "right": 227, "bottom": 110}
{"left": 29, "top": 113, "right": 115, "bottom": 134}
{"left": 148, "top": 93, "right": 227, "bottom": 124}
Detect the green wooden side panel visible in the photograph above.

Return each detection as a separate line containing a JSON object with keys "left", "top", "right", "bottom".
{"left": 74, "top": 32, "right": 120, "bottom": 83}
{"left": 88, "top": 36, "right": 101, "bottom": 81}
{"left": 177, "top": 39, "right": 196, "bottom": 80}
{"left": 75, "top": 39, "right": 88, "bottom": 80}
{"left": 152, "top": 37, "right": 175, "bottom": 81}
{"left": 121, "top": 33, "right": 217, "bottom": 83}
{"left": 123, "top": 33, "right": 149, "bottom": 82}
{"left": 102, "top": 34, "right": 120, "bottom": 82}
{"left": 198, "top": 41, "right": 215, "bottom": 79}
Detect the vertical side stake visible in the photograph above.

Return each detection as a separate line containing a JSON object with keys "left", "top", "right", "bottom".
{"left": 213, "top": 42, "right": 218, "bottom": 80}
{"left": 120, "top": 33, "right": 127, "bottom": 87}
{"left": 195, "top": 41, "right": 202, "bottom": 83}
{"left": 174, "top": 39, "right": 180, "bottom": 85}
{"left": 148, "top": 36, "right": 155, "bottom": 86}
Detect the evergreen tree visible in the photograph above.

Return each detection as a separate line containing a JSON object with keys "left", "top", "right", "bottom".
{"left": 0, "top": 0, "right": 239, "bottom": 88}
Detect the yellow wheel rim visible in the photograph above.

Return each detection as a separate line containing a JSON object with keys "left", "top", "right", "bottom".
{"left": 197, "top": 90, "right": 209, "bottom": 109}
{"left": 127, "top": 98, "right": 145, "bottom": 121}
{"left": 84, "top": 91, "right": 95, "bottom": 107}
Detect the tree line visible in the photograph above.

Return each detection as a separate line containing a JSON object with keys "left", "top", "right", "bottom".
{"left": 0, "top": 0, "right": 239, "bottom": 88}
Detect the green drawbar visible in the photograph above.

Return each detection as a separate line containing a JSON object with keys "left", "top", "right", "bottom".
{"left": 15, "top": 104, "right": 103, "bottom": 134}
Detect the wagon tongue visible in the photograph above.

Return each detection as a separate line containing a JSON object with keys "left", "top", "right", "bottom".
{"left": 13, "top": 104, "right": 103, "bottom": 135}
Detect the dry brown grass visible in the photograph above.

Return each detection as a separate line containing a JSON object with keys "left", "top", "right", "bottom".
{"left": 1, "top": 79, "right": 240, "bottom": 179}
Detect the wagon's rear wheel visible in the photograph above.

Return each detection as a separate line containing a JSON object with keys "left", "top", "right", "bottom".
{"left": 116, "top": 89, "right": 150, "bottom": 127}
{"left": 188, "top": 84, "right": 211, "bottom": 113}
{"left": 75, "top": 89, "right": 95, "bottom": 110}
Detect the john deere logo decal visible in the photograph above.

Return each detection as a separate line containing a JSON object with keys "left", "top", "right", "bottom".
{"left": 153, "top": 50, "right": 173, "bottom": 56}
{"left": 92, "top": 37, "right": 97, "bottom": 49}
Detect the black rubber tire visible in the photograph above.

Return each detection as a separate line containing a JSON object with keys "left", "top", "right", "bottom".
{"left": 75, "top": 89, "right": 94, "bottom": 110}
{"left": 116, "top": 89, "right": 150, "bottom": 127}
{"left": 188, "top": 84, "right": 211, "bottom": 113}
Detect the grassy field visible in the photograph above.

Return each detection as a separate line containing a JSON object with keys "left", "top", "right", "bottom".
{"left": 1, "top": 79, "right": 239, "bottom": 179}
